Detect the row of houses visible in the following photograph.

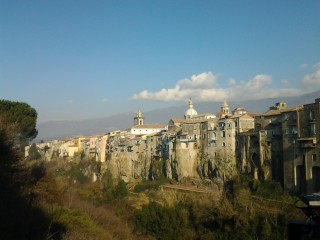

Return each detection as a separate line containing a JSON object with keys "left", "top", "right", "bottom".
{"left": 26, "top": 98, "right": 320, "bottom": 194}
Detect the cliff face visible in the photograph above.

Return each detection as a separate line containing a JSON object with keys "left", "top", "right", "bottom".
{"left": 106, "top": 140, "right": 206, "bottom": 183}
{"left": 106, "top": 151, "right": 149, "bottom": 182}
{"left": 174, "top": 143, "right": 199, "bottom": 180}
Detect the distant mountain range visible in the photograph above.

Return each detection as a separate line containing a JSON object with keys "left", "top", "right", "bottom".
{"left": 35, "top": 90, "right": 320, "bottom": 142}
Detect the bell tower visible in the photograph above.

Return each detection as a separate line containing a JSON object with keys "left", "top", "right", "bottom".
{"left": 134, "top": 109, "right": 144, "bottom": 126}
{"left": 221, "top": 99, "right": 230, "bottom": 114}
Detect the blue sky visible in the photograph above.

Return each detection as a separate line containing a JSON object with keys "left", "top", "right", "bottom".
{"left": 1, "top": 0, "right": 319, "bottom": 122}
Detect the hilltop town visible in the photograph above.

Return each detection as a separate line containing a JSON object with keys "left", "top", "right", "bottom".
{"left": 26, "top": 97, "right": 320, "bottom": 195}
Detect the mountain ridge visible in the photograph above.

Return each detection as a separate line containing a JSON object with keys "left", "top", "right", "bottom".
{"left": 35, "top": 90, "right": 320, "bottom": 141}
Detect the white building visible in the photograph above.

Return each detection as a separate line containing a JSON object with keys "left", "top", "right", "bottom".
{"left": 130, "top": 109, "right": 167, "bottom": 135}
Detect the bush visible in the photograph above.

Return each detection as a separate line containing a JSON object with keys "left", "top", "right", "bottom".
{"left": 132, "top": 202, "right": 186, "bottom": 240}
{"left": 113, "top": 180, "right": 128, "bottom": 199}
{"left": 28, "top": 143, "right": 41, "bottom": 161}
{"left": 31, "top": 162, "right": 46, "bottom": 183}
{"left": 68, "top": 163, "right": 90, "bottom": 184}
{"left": 256, "top": 180, "right": 283, "bottom": 199}
{"left": 133, "top": 179, "right": 168, "bottom": 193}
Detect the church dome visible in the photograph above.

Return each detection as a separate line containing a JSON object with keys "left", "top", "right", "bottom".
{"left": 184, "top": 98, "right": 198, "bottom": 119}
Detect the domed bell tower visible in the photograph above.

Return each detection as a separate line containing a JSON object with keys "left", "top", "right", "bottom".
{"left": 184, "top": 98, "right": 198, "bottom": 119}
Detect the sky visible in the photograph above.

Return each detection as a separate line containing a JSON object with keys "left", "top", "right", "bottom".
{"left": 1, "top": 0, "right": 320, "bottom": 123}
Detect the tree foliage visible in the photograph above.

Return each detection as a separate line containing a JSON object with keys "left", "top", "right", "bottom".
{"left": 27, "top": 143, "right": 42, "bottom": 161}
{"left": 0, "top": 107, "right": 64, "bottom": 239}
{"left": 100, "top": 170, "right": 129, "bottom": 203}
{"left": 0, "top": 100, "right": 38, "bottom": 142}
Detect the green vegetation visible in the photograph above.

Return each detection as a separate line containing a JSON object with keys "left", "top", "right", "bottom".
{"left": 133, "top": 201, "right": 186, "bottom": 240}
{"left": 134, "top": 179, "right": 169, "bottom": 193}
{"left": 0, "top": 99, "right": 38, "bottom": 143}
{"left": 131, "top": 175, "right": 304, "bottom": 240}
{"left": 0, "top": 100, "right": 307, "bottom": 240}
{"left": 27, "top": 143, "right": 42, "bottom": 160}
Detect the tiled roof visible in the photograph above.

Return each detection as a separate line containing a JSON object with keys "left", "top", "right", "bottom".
{"left": 170, "top": 118, "right": 210, "bottom": 124}
{"left": 263, "top": 105, "right": 303, "bottom": 116}
{"left": 131, "top": 124, "right": 166, "bottom": 129}
{"left": 230, "top": 114, "right": 254, "bottom": 119}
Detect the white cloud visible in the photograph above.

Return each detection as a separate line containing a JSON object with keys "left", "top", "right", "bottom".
{"left": 281, "top": 80, "right": 289, "bottom": 86}
{"left": 228, "top": 78, "right": 236, "bottom": 87}
{"left": 132, "top": 86, "right": 192, "bottom": 102}
{"left": 302, "top": 63, "right": 320, "bottom": 87}
{"left": 299, "top": 63, "right": 308, "bottom": 70}
{"left": 102, "top": 98, "right": 108, "bottom": 102}
{"left": 177, "top": 72, "right": 218, "bottom": 89}
{"left": 243, "top": 74, "right": 272, "bottom": 91}
{"left": 131, "top": 71, "right": 308, "bottom": 103}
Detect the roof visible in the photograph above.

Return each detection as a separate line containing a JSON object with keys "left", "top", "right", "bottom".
{"left": 230, "top": 114, "right": 254, "bottom": 119}
{"left": 131, "top": 124, "right": 166, "bottom": 129}
{"left": 145, "top": 132, "right": 161, "bottom": 137}
{"left": 170, "top": 118, "right": 190, "bottom": 124}
{"left": 247, "top": 113, "right": 261, "bottom": 117}
{"left": 191, "top": 113, "right": 216, "bottom": 119}
{"left": 185, "top": 108, "right": 198, "bottom": 117}
{"left": 169, "top": 118, "right": 212, "bottom": 125}
{"left": 263, "top": 105, "right": 303, "bottom": 116}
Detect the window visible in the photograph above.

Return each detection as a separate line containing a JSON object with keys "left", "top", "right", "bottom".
{"left": 284, "top": 128, "right": 289, "bottom": 135}
{"left": 310, "top": 110, "right": 315, "bottom": 120}
{"left": 292, "top": 127, "right": 297, "bottom": 135}
{"left": 222, "top": 142, "right": 226, "bottom": 147}
{"left": 312, "top": 154, "right": 317, "bottom": 162}
{"left": 221, "top": 131, "right": 225, "bottom": 138}
{"left": 311, "top": 124, "right": 316, "bottom": 135}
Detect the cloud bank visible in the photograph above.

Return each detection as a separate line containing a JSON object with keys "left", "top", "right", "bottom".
{"left": 302, "top": 63, "right": 320, "bottom": 88}
{"left": 131, "top": 66, "right": 320, "bottom": 102}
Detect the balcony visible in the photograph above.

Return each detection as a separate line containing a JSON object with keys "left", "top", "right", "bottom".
{"left": 298, "top": 137, "right": 316, "bottom": 148}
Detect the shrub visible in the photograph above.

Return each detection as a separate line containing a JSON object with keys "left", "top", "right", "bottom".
{"left": 31, "top": 162, "right": 46, "bottom": 183}
{"left": 68, "top": 163, "right": 90, "bottom": 184}
{"left": 133, "top": 179, "right": 168, "bottom": 193}
{"left": 132, "top": 201, "right": 186, "bottom": 240}
{"left": 113, "top": 180, "right": 128, "bottom": 199}
{"left": 27, "top": 143, "right": 42, "bottom": 160}
{"left": 256, "top": 180, "right": 283, "bottom": 199}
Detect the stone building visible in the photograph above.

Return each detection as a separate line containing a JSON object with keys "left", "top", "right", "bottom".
{"left": 25, "top": 96, "right": 320, "bottom": 193}
{"left": 292, "top": 98, "right": 320, "bottom": 193}
{"left": 238, "top": 99, "right": 320, "bottom": 194}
